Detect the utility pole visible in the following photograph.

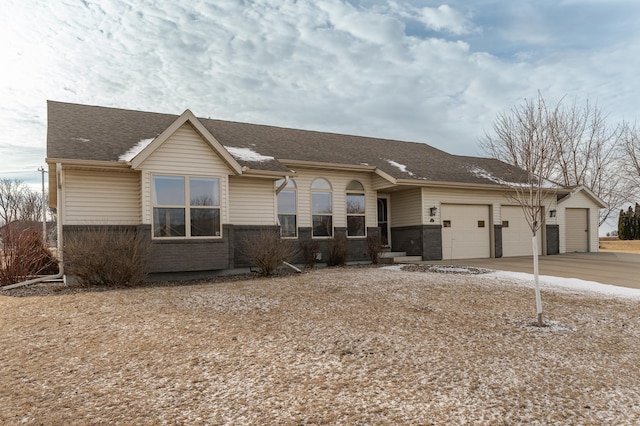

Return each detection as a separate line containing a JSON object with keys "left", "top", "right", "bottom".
{"left": 38, "top": 166, "right": 47, "bottom": 246}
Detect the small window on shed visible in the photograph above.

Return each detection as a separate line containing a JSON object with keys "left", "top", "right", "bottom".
{"left": 443, "top": 220, "right": 451, "bottom": 228}
{"left": 502, "top": 220, "right": 509, "bottom": 228}
{"left": 478, "top": 220, "right": 485, "bottom": 228}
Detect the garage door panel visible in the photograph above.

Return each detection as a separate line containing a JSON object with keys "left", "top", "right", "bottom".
{"left": 566, "top": 208, "right": 589, "bottom": 252}
{"left": 502, "top": 206, "right": 542, "bottom": 257}
{"left": 441, "top": 204, "right": 490, "bottom": 260}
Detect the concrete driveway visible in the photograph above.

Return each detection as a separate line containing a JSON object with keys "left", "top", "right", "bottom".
{"left": 429, "top": 252, "right": 640, "bottom": 290}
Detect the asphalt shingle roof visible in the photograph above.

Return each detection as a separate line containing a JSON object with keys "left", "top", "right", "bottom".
{"left": 47, "top": 101, "right": 532, "bottom": 186}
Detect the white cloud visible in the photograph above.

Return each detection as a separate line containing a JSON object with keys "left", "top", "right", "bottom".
{"left": 0, "top": 0, "right": 639, "bottom": 199}
{"left": 417, "top": 5, "right": 478, "bottom": 35}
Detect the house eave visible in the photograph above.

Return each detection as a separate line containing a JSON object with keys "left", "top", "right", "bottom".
{"left": 46, "top": 158, "right": 132, "bottom": 170}
{"left": 395, "top": 178, "right": 566, "bottom": 192}
{"left": 239, "top": 168, "right": 297, "bottom": 179}
{"left": 279, "top": 159, "right": 377, "bottom": 172}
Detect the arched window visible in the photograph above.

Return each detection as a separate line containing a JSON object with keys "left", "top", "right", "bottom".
{"left": 276, "top": 178, "right": 297, "bottom": 238}
{"left": 346, "top": 180, "right": 365, "bottom": 237}
{"left": 311, "top": 178, "right": 332, "bottom": 237}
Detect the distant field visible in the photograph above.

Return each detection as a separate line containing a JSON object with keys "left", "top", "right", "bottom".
{"left": 599, "top": 238, "right": 640, "bottom": 253}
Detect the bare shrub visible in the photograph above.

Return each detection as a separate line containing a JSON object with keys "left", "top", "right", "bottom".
{"left": 366, "top": 235, "right": 383, "bottom": 264}
{"left": 64, "top": 227, "right": 151, "bottom": 287}
{"left": 299, "top": 240, "right": 321, "bottom": 268}
{"left": 241, "top": 229, "right": 299, "bottom": 276}
{"left": 0, "top": 228, "right": 58, "bottom": 286}
{"left": 327, "top": 234, "right": 348, "bottom": 266}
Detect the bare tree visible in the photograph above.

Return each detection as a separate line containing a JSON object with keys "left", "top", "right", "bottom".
{"left": 549, "top": 99, "right": 628, "bottom": 225}
{"left": 0, "top": 178, "right": 51, "bottom": 227}
{"left": 19, "top": 189, "right": 46, "bottom": 222}
{"left": 622, "top": 123, "right": 640, "bottom": 195}
{"left": 0, "top": 178, "right": 26, "bottom": 226}
{"left": 482, "top": 93, "right": 560, "bottom": 327}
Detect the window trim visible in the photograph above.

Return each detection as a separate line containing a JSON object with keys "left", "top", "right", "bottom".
{"left": 152, "top": 174, "right": 222, "bottom": 239}
{"left": 311, "top": 178, "right": 333, "bottom": 238}
{"left": 346, "top": 180, "right": 366, "bottom": 238}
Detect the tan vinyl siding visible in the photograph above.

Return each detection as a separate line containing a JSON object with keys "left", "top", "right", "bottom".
{"left": 289, "top": 168, "right": 376, "bottom": 231}
{"left": 390, "top": 189, "right": 422, "bottom": 227}
{"left": 229, "top": 177, "right": 277, "bottom": 225}
{"left": 137, "top": 123, "right": 232, "bottom": 224}
{"left": 63, "top": 169, "right": 141, "bottom": 224}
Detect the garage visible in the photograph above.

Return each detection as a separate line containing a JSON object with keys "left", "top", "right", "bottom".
{"left": 501, "top": 206, "right": 542, "bottom": 257}
{"left": 441, "top": 204, "right": 490, "bottom": 260}
{"left": 565, "top": 208, "right": 589, "bottom": 252}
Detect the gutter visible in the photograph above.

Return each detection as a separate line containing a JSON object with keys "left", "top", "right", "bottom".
{"left": 1, "top": 163, "right": 65, "bottom": 290}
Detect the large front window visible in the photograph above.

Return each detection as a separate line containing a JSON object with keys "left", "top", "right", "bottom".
{"left": 311, "top": 178, "right": 332, "bottom": 237}
{"left": 153, "top": 175, "right": 221, "bottom": 238}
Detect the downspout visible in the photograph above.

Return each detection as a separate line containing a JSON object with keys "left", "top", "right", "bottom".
{"left": 1, "top": 163, "right": 65, "bottom": 290}
{"left": 275, "top": 176, "right": 290, "bottom": 194}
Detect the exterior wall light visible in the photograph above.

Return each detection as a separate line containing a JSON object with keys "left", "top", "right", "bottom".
{"left": 429, "top": 206, "right": 438, "bottom": 216}
{"left": 549, "top": 209, "right": 557, "bottom": 218}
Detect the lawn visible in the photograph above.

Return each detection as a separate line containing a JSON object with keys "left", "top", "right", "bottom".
{"left": 1, "top": 267, "right": 639, "bottom": 425}
{"left": 599, "top": 238, "right": 640, "bottom": 254}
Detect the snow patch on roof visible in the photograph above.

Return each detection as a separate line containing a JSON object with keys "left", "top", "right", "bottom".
{"left": 224, "top": 146, "right": 274, "bottom": 162}
{"left": 470, "top": 166, "right": 560, "bottom": 189}
{"left": 386, "top": 159, "right": 415, "bottom": 177}
{"left": 72, "top": 137, "right": 90, "bottom": 142}
{"left": 119, "top": 138, "right": 154, "bottom": 161}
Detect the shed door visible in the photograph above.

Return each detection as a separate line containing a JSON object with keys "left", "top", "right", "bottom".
{"left": 566, "top": 208, "right": 589, "bottom": 252}
{"left": 441, "top": 204, "right": 490, "bottom": 260}
{"left": 501, "top": 206, "right": 542, "bottom": 257}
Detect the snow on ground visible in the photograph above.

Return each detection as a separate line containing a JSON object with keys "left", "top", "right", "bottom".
{"left": 487, "top": 270, "right": 640, "bottom": 298}
{"left": 224, "top": 146, "right": 275, "bottom": 162}
{"left": 384, "top": 264, "right": 640, "bottom": 298}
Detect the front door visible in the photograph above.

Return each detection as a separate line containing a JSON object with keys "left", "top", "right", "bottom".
{"left": 377, "top": 197, "right": 390, "bottom": 246}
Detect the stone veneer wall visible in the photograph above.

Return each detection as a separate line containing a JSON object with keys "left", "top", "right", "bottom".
{"left": 390, "top": 225, "right": 443, "bottom": 260}
{"left": 546, "top": 224, "right": 560, "bottom": 255}
{"left": 494, "top": 224, "right": 503, "bottom": 258}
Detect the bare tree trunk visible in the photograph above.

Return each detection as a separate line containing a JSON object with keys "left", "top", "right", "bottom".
{"left": 533, "top": 235, "right": 543, "bottom": 326}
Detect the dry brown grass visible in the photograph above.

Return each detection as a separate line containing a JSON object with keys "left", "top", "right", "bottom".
{"left": 1, "top": 268, "right": 639, "bottom": 424}
{"left": 599, "top": 238, "right": 640, "bottom": 253}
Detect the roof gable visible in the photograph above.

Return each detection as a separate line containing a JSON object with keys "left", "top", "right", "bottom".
{"left": 128, "top": 109, "right": 242, "bottom": 174}
{"left": 558, "top": 185, "right": 607, "bottom": 208}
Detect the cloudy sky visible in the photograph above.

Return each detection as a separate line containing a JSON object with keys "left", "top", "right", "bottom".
{"left": 1, "top": 0, "right": 640, "bottom": 189}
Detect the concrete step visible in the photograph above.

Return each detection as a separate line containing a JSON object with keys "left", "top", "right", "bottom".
{"left": 379, "top": 251, "right": 407, "bottom": 258}
{"left": 392, "top": 256, "right": 423, "bottom": 263}
{"left": 379, "top": 255, "right": 423, "bottom": 264}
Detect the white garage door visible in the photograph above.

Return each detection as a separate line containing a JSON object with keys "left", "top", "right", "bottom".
{"left": 441, "top": 204, "right": 490, "bottom": 260}
{"left": 566, "top": 208, "right": 589, "bottom": 252}
{"left": 501, "top": 206, "right": 542, "bottom": 257}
